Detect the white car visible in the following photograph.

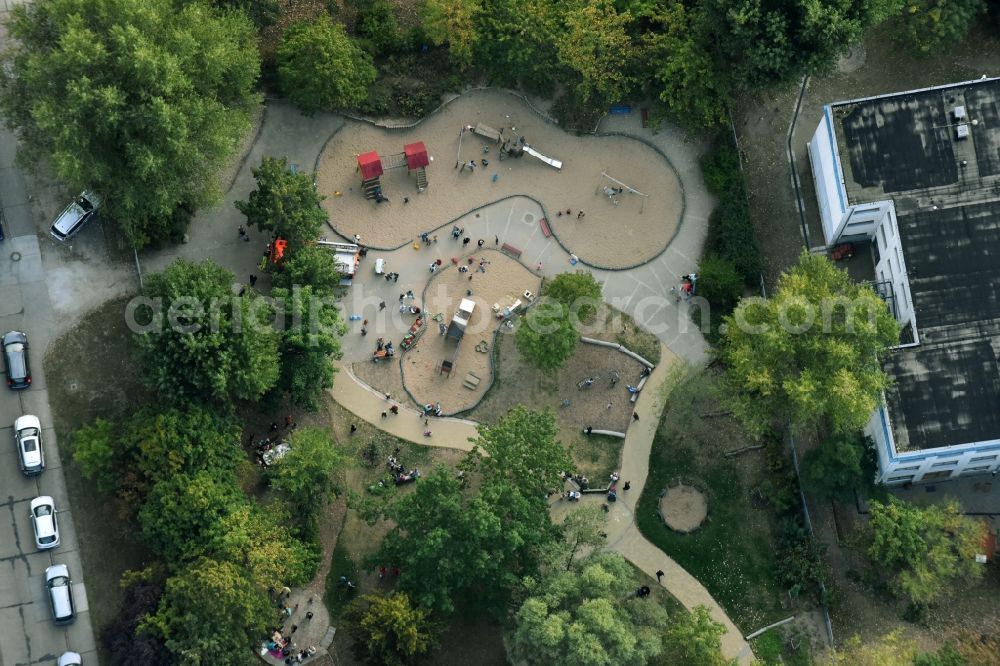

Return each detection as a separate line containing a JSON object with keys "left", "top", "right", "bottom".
{"left": 58, "top": 652, "right": 82, "bottom": 666}
{"left": 30, "top": 496, "right": 60, "bottom": 550}
{"left": 58, "top": 652, "right": 83, "bottom": 666}
{"left": 46, "top": 565, "right": 75, "bottom": 625}
{"left": 14, "top": 415, "right": 45, "bottom": 476}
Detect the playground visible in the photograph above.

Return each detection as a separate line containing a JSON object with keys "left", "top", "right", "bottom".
{"left": 315, "top": 89, "right": 683, "bottom": 267}
{"left": 399, "top": 249, "right": 541, "bottom": 413}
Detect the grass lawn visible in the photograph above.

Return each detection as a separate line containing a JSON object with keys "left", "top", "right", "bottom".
{"left": 636, "top": 367, "right": 789, "bottom": 631}
{"left": 44, "top": 296, "right": 155, "bottom": 652}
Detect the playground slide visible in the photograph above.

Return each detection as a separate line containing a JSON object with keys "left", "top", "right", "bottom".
{"left": 522, "top": 145, "right": 563, "bottom": 170}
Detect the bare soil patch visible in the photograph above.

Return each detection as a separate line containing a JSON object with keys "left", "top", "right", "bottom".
{"left": 660, "top": 484, "right": 709, "bottom": 533}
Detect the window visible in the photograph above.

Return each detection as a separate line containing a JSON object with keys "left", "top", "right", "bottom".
{"left": 888, "top": 475, "right": 915, "bottom": 482}
{"left": 970, "top": 455, "right": 998, "bottom": 462}
{"left": 895, "top": 466, "right": 920, "bottom": 471}
{"left": 879, "top": 224, "right": 887, "bottom": 248}
{"left": 922, "top": 470, "right": 953, "bottom": 480}
{"left": 931, "top": 460, "right": 958, "bottom": 468}
{"left": 962, "top": 466, "right": 991, "bottom": 473}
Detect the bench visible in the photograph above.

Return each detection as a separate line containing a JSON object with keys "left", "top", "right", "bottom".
{"left": 539, "top": 217, "right": 552, "bottom": 238}
{"left": 463, "top": 371, "right": 481, "bottom": 390}
{"left": 501, "top": 243, "right": 522, "bottom": 259}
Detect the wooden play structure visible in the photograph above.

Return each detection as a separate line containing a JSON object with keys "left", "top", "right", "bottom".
{"left": 356, "top": 141, "right": 430, "bottom": 199}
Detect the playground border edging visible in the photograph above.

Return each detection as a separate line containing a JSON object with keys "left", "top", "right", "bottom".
{"left": 307, "top": 88, "right": 693, "bottom": 271}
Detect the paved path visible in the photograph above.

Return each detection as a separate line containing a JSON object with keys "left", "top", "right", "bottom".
{"left": 329, "top": 347, "right": 753, "bottom": 664}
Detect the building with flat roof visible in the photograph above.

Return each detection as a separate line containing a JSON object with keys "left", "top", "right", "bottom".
{"left": 808, "top": 76, "right": 1000, "bottom": 486}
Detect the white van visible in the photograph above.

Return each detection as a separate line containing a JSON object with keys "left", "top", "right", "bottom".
{"left": 45, "top": 564, "right": 76, "bottom": 625}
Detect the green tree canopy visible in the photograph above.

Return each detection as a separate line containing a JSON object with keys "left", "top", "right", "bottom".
{"left": 661, "top": 605, "right": 729, "bottom": 666}
{"left": 553, "top": 504, "right": 608, "bottom": 571}
{"left": 423, "top": 0, "right": 482, "bottom": 68}
{"left": 801, "top": 433, "right": 877, "bottom": 502}
{"left": 543, "top": 271, "right": 604, "bottom": 323}
{"left": 474, "top": 0, "right": 560, "bottom": 91}
{"left": 721, "top": 251, "right": 900, "bottom": 436}
{"left": 143, "top": 557, "right": 273, "bottom": 665}
{"left": 466, "top": 406, "right": 570, "bottom": 499}
{"left": 344, "top": 592, "right": 440, "bottom": 665}
{"left": 138, "top": 470, "right": 247, "bottom": 563}
{"left": 0, "top": 0, "right": 260, "bottom": 247}
{"left": 269, "top": 284, "right": 343, "bottom": 410}
{"left": 896, "top": 0, "right": 985, "bottom": 53}
{"left": 510, "top": 552, "right": 671, "bottom": 665}
{"left": 138, "top": 259, "right": 280, "bottom": 404}
{"left": 235, "top": 156, "right": 327, "bottom": 248}
{"left": 269, "top": 427, "right": 346, "bottom": 515}
{"left": 516, "top": 299, "right": 579, "bottom": 371}
{"left": 72, "top": 406, "right": 244, "bottom": 504}
{"left": 867, "top": 498, "right": 987, "bottom": 605}
{"left": 277, "top": 17, "right": 377, "bottom": 114}
{"left": 555, "top": 0, "right": 634, "bottom": 104}
{"left": 272, "top": 244, "right": 343, "bottom": 293}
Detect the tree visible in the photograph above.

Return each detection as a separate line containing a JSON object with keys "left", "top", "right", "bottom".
{"left": 378, "top": 466, "right": 489, "bottom": 614}
{"left": 897, "top": 0, "right": 985, "bottom": 54}
{"left": 143, "top": 557, "right": 273, "bottom": 665}
{"left": 73, "top": 406, "right": 243, "bottom": 509}
{"left": 269, "top": 427, "right": 345, "bottom": 515}
{"left": 510, "top": 552, "right": 670, "bottom": 665}
{"left": 466, "top": 406, "right": 569, "bottom": 499}
{"left": 516, "top": 299, "right": 579, "bottom": 371}
{"left": 644, "top": 3, "right": 729, "bottom": 128}
{"left": 697, "top": 0, "right": 901, "bottom": 91}
{"left": 543, "top": 271, "right": 604, "bottom": 323}
{"left": 423, "top": 0, "right": 482, "bottom": 68}
{"left": 270, "top": 284, "right": 343, "bottom": 410}
{"left": 0, "top": 0, "right": 260, "bottom": 247}
{"left": 555, "top": 504, "right": 607, "bottom": 570}
{"left": 273, "top": 244, "right": 343, "bottom": 293}
{"left": 867, "top": 498, "right": 987, "bottom": 605}
{"left": 801, "top": 433, "right": 876, "bottom": 502}
{"left": 101, "top": 577, "right": 171, "bottom": 666}
{"left": 344, "top": 593, "right": 440, "bottom": 665}
{"left": 277, "top": 17, "right": 377, "bottom": 114}
{"left": 212, "top": 0, "right": 280, "bottom": 28}
{"left": 661, "top": 605, "right": 729, "bottom": 666}
{"left": 721, "top": 251, "right": 900, "bottom": 436}
{"left": 474, "top": 0, "right": 561, "bottom": 91}
{"left": 138, "top": 259, "right": 280, "bottom": 404}
{"left": 138, "top": 471, "right": 247, "bottom": 563}
{"left": 236, "top": 156, "right": 328, "bottom": 248}
{"left": 555, "top": 0, "right": 634, "bottom": 104}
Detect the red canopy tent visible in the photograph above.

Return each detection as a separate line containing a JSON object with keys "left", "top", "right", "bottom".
{"left": 357, "top": 151, "right": 383, "bottom": 180}
{"left": 404, "top": 142, "right": 429, "bottom": 170}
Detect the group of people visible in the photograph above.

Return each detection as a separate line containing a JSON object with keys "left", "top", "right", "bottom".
{"left": 560, "top": 470, "right": 590, "bottom": 489}
{"left": 673, "top": 273, "right": 698, "bottom": 302}
{"left": 383, "top": 271, "right": 400, "bottom": 282}
{"left": 263, "top": 587, "right": 318, "bottom": 664}
{"left": 387, "top": 455, "right": 420, "bottom": 485}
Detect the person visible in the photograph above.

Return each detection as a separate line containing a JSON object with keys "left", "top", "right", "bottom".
{"left": 606, "top": 401, "right": 613, "bottom": 410}
{"left": 361, "top": 326, "right": 367, "bottom": 336}
{"left": 477, "top": 239, "right": 484, "bottom": 247}
{"left": 495, "top": 235, "right": 500, "bottom": 245}
{"left": 423, "top": 430, "right": 432, "bottom": 437}
{"left": 626, "top": 384, "right": 638, "bottom": 394}
{"left": 404, "top": 197, "right": 410, "bottom": 204}
{"left": 656, "top": 569, "right": 664, "bottom": 582}
{"left": 463, "top": 237, "right": 471, "bottom": 246}
{"left": 381, "top": 411, "right": 387, "bottom": 419}
{"left": 350, "top": 424, "right": 357, "bottom": 434}
{"left": 623, "top": 480, "right": 631, "bottom": 491}
{"left": 354, "top": 234, "right": 361, "bottom": 243}
{"left": 585, "top": 426, "right": 593, "bottom": 435}
{"left": 249, "top": 274, "right": 257, "bottom": 287}
{"left": 577, "top": 210, "right": 585, "bottom": 219}
{"left": 379, "top": 301, "right": 386, "bottom": 311}
{"left": 271, "top": 422, "right": 280, "bottom": 432}
{"left": 285, "top": 415, "right": 293, "bottom": 428}
{"left": 633, "top": 412, "right": 640, "bottom": 421}
{"left": 429, "top": 262, "right": 437, "bottom": 273}
{"left": 390, "top": 405, "right": 399, "bottom": 415}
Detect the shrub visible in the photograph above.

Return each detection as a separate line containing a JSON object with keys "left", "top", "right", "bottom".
{"left": 692, "top": 255, "right": 742, "bottom": 343}
{"left": 355, "top": 0, "right": 401, "bottom": 56}
{"left": 700, "top": 138, "right": 762, "bottom": 283}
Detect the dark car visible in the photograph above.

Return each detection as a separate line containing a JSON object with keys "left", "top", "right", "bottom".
{"left": 3, "top": 331, "right": 31, "bottom": 390}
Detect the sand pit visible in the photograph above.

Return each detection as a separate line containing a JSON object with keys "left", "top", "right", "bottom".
{"left": 315, "top": 89, "right": 683, "bottom": 268}
{"left": 401, "top": 249, "right": 541, "bottom": 413}
{"left": 659, "top": 483, "right": 709, "bottom": 533}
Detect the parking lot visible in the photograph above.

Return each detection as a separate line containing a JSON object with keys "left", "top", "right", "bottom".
{"left": 1, "top": 132, "right": 97, "bottom": 663}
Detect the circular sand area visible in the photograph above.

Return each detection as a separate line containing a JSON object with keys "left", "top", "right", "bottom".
{"left": 401, "top": 249, "right": 541, "bottom": 413}
{"left": 659, "top": 484, "right": 708, "bottom": 533}
{"left": 315, "top": 89, "right": 683, "bottom": 268}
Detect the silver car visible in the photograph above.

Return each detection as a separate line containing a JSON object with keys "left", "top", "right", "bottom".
{"left": 46, "top": 565, "right": 75, "bottom": 625}
{"left": 14, "top": 415, "right": 45, "bottom": 476}
{"left": 50, "top": 191, "right": 100, "bottom": 241}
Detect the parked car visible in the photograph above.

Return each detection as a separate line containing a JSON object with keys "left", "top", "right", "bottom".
{"left": 2, "top": 330, "right": 31, "bottom": 389}
{"left": 58, "top": 652, "right": 82, "bottom": 666}
{"left": 30, "top": 496, "right": 59, "bottom": 550}
{"left": 45, "top": 565, "right": 75, "bottom": 625}
{"left": 14, "top": 415, "right": 45, "bottom": 476}
{"left": 50, "top": 191, "right": 100, "bottom": 241}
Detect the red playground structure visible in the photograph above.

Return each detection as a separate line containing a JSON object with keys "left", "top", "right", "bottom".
{"left": 356, "top": 141, "right": 429, "bottom": 200}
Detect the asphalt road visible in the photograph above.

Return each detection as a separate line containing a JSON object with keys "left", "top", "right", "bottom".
{"left": 0, "top": 124, "right": 97, "bottom": 663}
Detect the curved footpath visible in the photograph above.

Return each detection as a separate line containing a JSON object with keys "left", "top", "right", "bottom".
{"left": 330, "top": 346, "right": 753, "bottom": 664}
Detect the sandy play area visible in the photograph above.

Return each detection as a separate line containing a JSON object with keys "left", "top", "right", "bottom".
{"left": 401, "top": 249, "right": 541, "bottom": 413}
{"left": 315, "top": 89, "right": 683, "bottom": 268}
{"left": 659, "top": 484, "right": 709, "bottom": 533}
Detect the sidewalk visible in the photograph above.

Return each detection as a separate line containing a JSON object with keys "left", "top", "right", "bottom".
{"left": 330, "top": 345, "right": 753, "bottom": 664}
